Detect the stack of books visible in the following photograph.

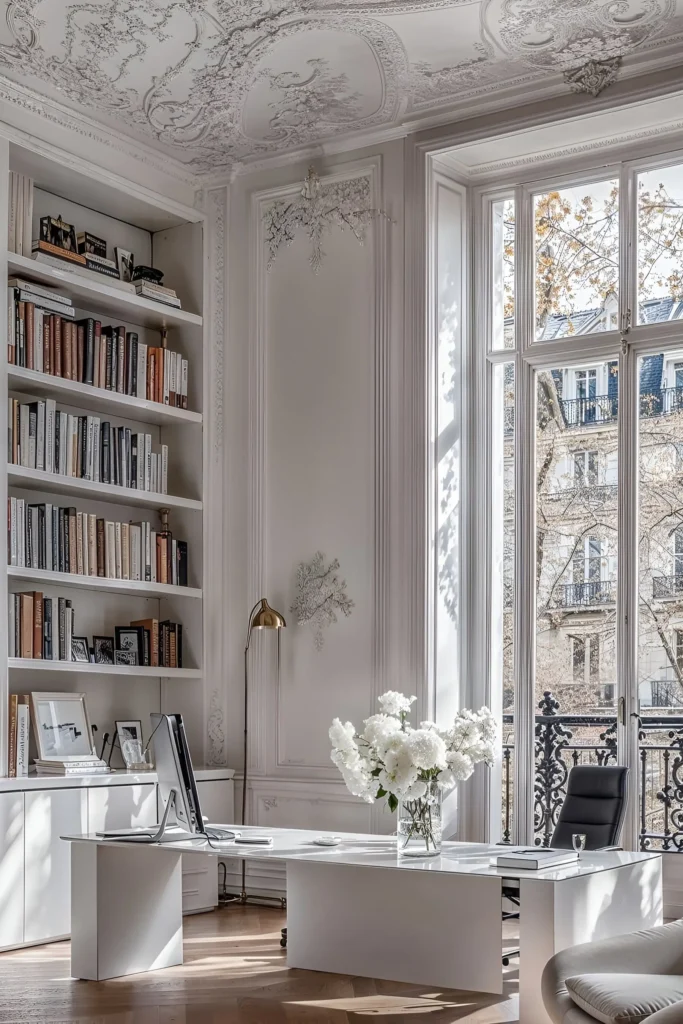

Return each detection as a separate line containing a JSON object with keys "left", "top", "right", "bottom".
{"left": 7, "top": 500, "right": 189, "bottom": 585}
{"left": 35, "top": 758, "right": 110, "bottom": 776}
{"left": 134, "top": 279, "right": 181, "bottom": 308}
{"left": 8, "top": 286, "right": 189, "bottom": 409}
{"left": 9, "top": 397, "right": 170, "bottom": 493}
{"left": 7, "top": 694, "right": 30, "bottom": 777}
{"left": 31, "top": 241, "right": 135, "bottom": 295}
{"left": 9, "top": 592, "right": 73, "bottom": 660}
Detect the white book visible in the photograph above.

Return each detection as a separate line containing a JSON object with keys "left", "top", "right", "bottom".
{"left": 82, "top": 514, "right": 89, "bottom": 578}
{"left": 36, "top": 400, "right": 45, "bottom": 472}
{"left": 151, "top": 453, "right": 157, "bottom": 494}
{"left": 15, "top": 290, "right": 75, "bottom": 319}
{"left": 144, "top": 434, "right": 152, "bottom": 491}
{"left": 28, "top": 505, "right": 38, "bottom": 568}
{"left": 76, "top": 512, "right": 84, "bottom": 575}
{"left": 8, "top": 597, "right": 15, "bottom": 659}
{"left": 71, "top": 416, "right": 79, "bottom": 477}
{"left": 161, "top": 444, "right": 168, "bottom": 494}
{"left": 92, "top": 417, "right": 100, "bottom": 483}
{"left": 66, "top": 414, "right": 75, "bottom": 477}
{"left": 105, "top": 521, "right": 116, "bottom": 579}
{"left": 150, "top": 529, "right": 157, "bottom": 582}
{"left": 163, "top": 350, "right": 170, "bottom": 405}
{"left": 23, "top": 177, "right": 33, "bottom": 263}
{"left": 8, "top": 277, "right": 71, "bottom": 307}
{"left": 114, "top": 521, "right": 122, "bottom": 579}
{"left": 8, "top": 171, "right": 17, "bottom": 253}
{"left": 496, "top": 848, "right": 579, "bottom": 870}
{"left": 58, "top": 411, "right": 68, "bottom": 476}
{"left": 88, "top": 514, "right": 97, "bottom": 577}
{"left": 144, "top": 521, "right": 151, "bottom": 581}
{"left": 136, "top": 433, "right": 144, "bottom": 490}
{"left": 9, "top": 496, "right": 17, "bottom": 567}
{"left": 16, "top": 704, "right": 29, "bottom": 777}
{"left": 15, "top": 173, "right": 23, "bottom": 256}
{"left": 45, "top": 399, "right": 56, "bottom": 474}
{"left": 45, "top": 504, "right": 53, "bottom": 574}
{"left": 66, "top": 602, "right": 74, "bottom": 662}
{"left": 121, "top": 522, "right": 130, "bottom": 580}
{"left": 17, "top": 498, "right": 25, "bottom": 567}
{"left": 169, "top": 351, "right": 176, "bottom": 401}
{"left": 137, "top": 342, "right": 147, "bottom": 400}
{"left": 86, "top": 416, "right": 94, "bottom": 481}
{"left": 130, "top": 524, "right": 141, "bottom": 581}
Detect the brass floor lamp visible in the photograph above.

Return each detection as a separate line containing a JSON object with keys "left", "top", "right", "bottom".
{"left": 231, "top": 598, "right": 286, "bottom": 908}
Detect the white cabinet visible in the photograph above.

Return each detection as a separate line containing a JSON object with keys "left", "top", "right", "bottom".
{"left": 0, "top": 792, "right": 24, "bottom": 949}
{"left": 197, "top": 779, "right": 234, "bottom": 824}
{"left": 178, "top": 780, "right": 234, "bottom": 915}
{"left": 24, "top": 788, "right": 87, "bottom": 944}
{"left": 87, "top": 783, "right": 156, "bottom": 832}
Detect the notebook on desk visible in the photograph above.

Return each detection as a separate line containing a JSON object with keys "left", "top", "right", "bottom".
{"left": 496, "top": 848, "right": 579, "bottom": 870}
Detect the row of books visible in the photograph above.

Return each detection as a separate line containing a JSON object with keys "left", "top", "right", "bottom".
{"left": 9, "top": 592, "right": 74, "bottom": 661}
{"left": 8, "top": 596, "right": 185, "bottom": 668}
{"left": 8, "top": 499, "right": 189, "bottom": 585}
{"left": 9, "top": 398, "right": 169, "bottom": 494}
{"left": 8, "top": 282, "right": 189, "bottom": 408}
{"left": 7, "top": 173, "right": 33, "bottom": 259}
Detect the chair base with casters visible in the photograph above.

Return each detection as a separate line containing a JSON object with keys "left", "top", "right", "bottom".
{"left": 280, "top": 927, "right": 287, "bottom": 948}
{"left": 542, "top": 920, "right": 683, "bottom": 1023}
{"left": 501, "top": 765, "right": 630, "bottom": 968}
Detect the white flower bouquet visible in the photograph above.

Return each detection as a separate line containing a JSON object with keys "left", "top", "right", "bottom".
{"left": 329, "top": 690, "right": 497, "bottom": 855}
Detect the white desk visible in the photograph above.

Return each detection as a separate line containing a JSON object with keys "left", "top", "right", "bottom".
{"left": 62, "top": 828, "right": 662, "bottom": 1024}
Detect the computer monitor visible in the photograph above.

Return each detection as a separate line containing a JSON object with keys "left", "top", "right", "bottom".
{"left": 151, "top": 712, "right": 203, "bottom": 835}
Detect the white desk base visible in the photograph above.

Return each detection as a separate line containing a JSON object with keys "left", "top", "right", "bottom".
{"left": 66, "top": 830, "right": 663, "bottom": 1023}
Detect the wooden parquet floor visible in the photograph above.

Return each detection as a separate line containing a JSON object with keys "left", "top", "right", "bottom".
{"left": 0, "top": 907, "right": 520, "bottom": 1024}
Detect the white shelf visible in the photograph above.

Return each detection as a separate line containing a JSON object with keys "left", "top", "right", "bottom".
{"left": 8, "top": 465, "right": 202, "bottom": 512}
{"left": 7, "top": 253, "right": 203, "bottom": 333}
{"left": 8, "top": 565, "right": 201, "bottom": 600}
{"left": 8, "top": 366, "right": 202, "bottom": 427}
{"left": 8, "top": 658, "right": 201, "bottom": 678}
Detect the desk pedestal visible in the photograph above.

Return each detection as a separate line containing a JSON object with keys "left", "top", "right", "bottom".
{"left": 70, "top": 841, "right": 183, "bottom": 980}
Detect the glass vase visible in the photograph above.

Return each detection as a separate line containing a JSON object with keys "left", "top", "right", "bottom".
{"left": 397, "top": 779, "right": 442, "bottom": 857}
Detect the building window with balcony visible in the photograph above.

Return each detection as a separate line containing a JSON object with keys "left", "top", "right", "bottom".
{"left": 574, "top": 450, "right": 598, "bottom": 487}
{"left": 570, "top": 634, "right": 600, "bottom": 684}
{"left": 573, "top": 537, "right": 602, "bottom": 584}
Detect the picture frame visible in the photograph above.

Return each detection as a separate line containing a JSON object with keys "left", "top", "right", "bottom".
{"left": 93, "top": 635, "right": 114, "bottom": 664}
{"left": 30, "top": 692, "right": 95, "bottom": 761}
{"left": 115, "top": 246, "right": 134, "bottom": 283}
{"left": 114, "top": 650, "right": 137, "bottom": 666}
{"left": 115, "top": 626, "right": 143, "bottom": 664}
{"left": 116, "top": 719, "right": 147, "bottom": 769}
{"left": 71, "top": 636, "right": 90, "bottom": 663}
{"left": 39, "top": 214, "right": 77, "bottom": 252}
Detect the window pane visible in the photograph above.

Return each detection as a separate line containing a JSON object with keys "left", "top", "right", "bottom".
{"left": 535, "top": 364, "right": 618, "bottom": 844}
{"left": 492, "top": 198, "right": 515, "bottom": 350}
{"left": 638, "top": 352, "right": 683, "bottom": 850}
{"left": 534, "top": 180, "right": 619, "bottom": 342}
{"left": 492, "top": 363, "right": 514, "bottom": 841}
{"left": 637, "top": 164, "right": 683, "bottom": 325}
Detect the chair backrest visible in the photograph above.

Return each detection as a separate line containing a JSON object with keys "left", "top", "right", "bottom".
{"left": 550, "top": 765, "right": 629, "bottom": 850}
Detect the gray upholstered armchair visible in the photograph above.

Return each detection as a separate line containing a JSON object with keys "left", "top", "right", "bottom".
{"left": 542, "top": 920, "right": 683, "bottom": 1023}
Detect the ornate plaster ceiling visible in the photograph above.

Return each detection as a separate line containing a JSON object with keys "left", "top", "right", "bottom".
{"left": 0, "top": 0, "right": 682, "bottom": 179}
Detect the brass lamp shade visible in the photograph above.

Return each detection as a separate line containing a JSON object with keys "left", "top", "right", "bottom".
{"left": 249, "top": 598, "right": 286, "bottom": 631}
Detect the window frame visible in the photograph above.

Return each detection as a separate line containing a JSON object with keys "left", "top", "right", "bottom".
{"left": 478, "top": 146, "right": 683, "bottom": 847}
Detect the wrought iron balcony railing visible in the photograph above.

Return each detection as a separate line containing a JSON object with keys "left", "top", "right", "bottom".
{"left": 561, "top": 394, "right": 618, "bottom": 427}
{"left": 553, "top": 580, "right": 616, "bottom": 608}
{"left": 502, "top": 691, "right": 683, "bottom": 852}
{"left": 653, "top": 575, "right": 683, "bottom": 599}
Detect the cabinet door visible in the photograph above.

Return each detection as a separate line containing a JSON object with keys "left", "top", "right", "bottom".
{"left": 87, "top": 784, "right": 156, "bottom": 833}
{"left": 24, "top": 788, "right": 87, "bottom": 944}
{"left": 197, "top": 780, "right": 235, "bottom": 824}
{"left": 0, "top": 792, "right": 24, "bottom": 948}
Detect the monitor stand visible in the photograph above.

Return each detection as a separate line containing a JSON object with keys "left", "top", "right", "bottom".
{"left": 97, "top": 789, "right": 201, "bottom": 844}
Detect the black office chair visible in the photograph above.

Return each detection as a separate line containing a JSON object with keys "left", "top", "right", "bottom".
{"left": 502, "top": 764, "right": 629, "bottom": 966}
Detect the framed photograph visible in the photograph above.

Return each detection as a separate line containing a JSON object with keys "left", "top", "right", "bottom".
{"left": 93, "top": 635, "right": 114, "bottom": 664}
{"left": 115, "top": 246, "right": 134, "bottom": 283}
{"left": 115, "top": 627, "right": 143, "bottom": 664}
{"left": 71, "top": 636, "right": 90, "bottom": 663}
{"left": 40, "top": 214, "right": 77, "bottom": 252}
{"left": 30, "top": 692, "right": 95, "bottom": 761}
{"left": 116, "top": 719, "right": 146, "bottom": 769}
{"left": 114, "top": 649, "right": 137, "bottom": 666}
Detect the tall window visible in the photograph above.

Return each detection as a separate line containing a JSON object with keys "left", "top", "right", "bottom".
{"left": 574, "top": 451, "right": 599, "bottom": 487}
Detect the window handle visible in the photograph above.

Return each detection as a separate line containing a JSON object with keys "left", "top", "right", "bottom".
{"left": 618, "top": 696, "right": 626, "bottom": 726}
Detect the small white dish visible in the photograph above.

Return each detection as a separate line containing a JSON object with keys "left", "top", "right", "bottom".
{"left": 313, "top": 835, "right": 341, "bottom": 847}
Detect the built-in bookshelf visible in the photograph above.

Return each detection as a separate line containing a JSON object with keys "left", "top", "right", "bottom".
{"left": 1, "top": 139, "right": 207, "bottom": 776}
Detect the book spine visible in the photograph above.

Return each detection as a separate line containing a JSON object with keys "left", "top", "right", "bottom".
{"left": 96, "top": 518, "right": 105, "bottom": 577}
{"left": 7, "top": 694, "right": 18, "bottom": 777}
{"left": 84, "top": 319, "right": 95, "bottom": 386}
{"left": 16, "top": 705, "right": 29, "bottom": 777}
{"left": 33, "top": 590, "right": 43, "bottom": 658}
{"left": 76, "top": 512, "right": 84, "bottom": 575}
{"left": 36, "top": 401, "right": 45, "bottom": 472}
{"left": 20, "top": 593, "right": 33, "bottom": 658}
{"left": 25, "top": 301, "right": 34, "bottom": 371}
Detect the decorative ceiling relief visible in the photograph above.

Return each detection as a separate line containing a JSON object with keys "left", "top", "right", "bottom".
{"left": 0, "top": 0, "right": 682, "bottom": 177}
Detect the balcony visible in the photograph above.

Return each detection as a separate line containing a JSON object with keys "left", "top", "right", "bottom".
{"left": 553, "top": 580, "right": 616, "bottom": 608}
{"left": 502, "top": 691, "right": 683, "bottom": 851}
{"left": 653, "top": 576, "right": 683, "bottom": 600}
{"left": 561, "top": 395, "right": 618, "bottom": 427}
